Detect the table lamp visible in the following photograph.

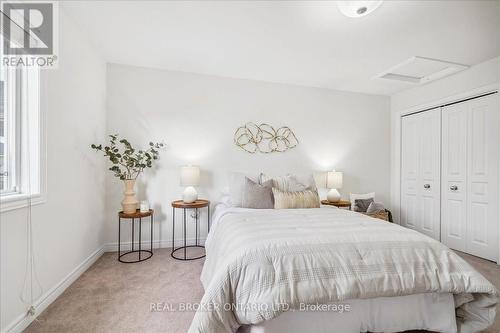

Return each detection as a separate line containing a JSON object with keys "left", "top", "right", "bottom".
{"left": 327, "top": 170, "right": 343, "bottom": 202}
{"left": 181, "top": 165, "right": 200, "bottom": 203}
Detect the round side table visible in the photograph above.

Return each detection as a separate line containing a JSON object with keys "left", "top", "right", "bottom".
{"left": 171, "top": 200, "right": 210, "bottom": 261}
{"left": 118, "top": 209, "right": 154, "bottom": 263}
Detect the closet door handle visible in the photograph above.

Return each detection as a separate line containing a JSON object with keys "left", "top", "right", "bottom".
{"left": 450, "top": 185, "right": 458, "bottom": 191}
{"left": 423, "top": 184, "right": 431, "bottom": 189}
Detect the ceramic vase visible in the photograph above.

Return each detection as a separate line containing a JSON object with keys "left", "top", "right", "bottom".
{"left": 122, "top": 179, "right": 138, "bottom": 214}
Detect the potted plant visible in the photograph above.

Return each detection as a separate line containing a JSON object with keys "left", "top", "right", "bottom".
{"left": 91, "top": 134, "right": 164, "bottom": 214}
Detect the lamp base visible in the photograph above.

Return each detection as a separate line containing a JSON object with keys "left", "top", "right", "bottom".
{"left": 327, "top": 189, "right": 341, "bottom": 202}
{"left": 183, "top": 186, "right": 198, "bottom": 203}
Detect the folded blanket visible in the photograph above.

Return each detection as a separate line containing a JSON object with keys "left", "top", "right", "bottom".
{"left": 189, "top": 208, "right": 498, "bottom": 333}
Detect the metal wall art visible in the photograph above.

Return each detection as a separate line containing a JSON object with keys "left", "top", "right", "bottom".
{"left": 234, "top": 122, "right": 299, "bottom": 153}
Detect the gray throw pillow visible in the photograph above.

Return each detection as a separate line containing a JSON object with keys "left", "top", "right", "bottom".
{"left": 241, "top": 177, "right": 274, "bottom": 209}
{"left": 366, "top": 202, "right": 385, "bottom": 214}
{"left": 353, "top": 198, "right": 374, "bottom": 212}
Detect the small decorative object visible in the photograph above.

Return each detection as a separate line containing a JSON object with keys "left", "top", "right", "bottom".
{"left": 234, "top": 122, "right": 298, "bottom": 153}
{"left": 91, "top": 134, "right": 164, "bottom": 214}
{"left": 140, "top": 201, "right": 150, "bottom": 213}
{"left": 326, "top": 170, "right": 343, "bottom": 202}
{"left": 181, "top": 165, "right": 200, "bottom": 203}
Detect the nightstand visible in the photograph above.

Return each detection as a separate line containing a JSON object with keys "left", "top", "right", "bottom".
{"left": 171, "top": 199, "right": 210, "bottom": 261}
{"left": 321, "top": 200, "right": 352, "bottom": 210}
{"left": 118, "top": 209, "right": 154, "bottom": 263}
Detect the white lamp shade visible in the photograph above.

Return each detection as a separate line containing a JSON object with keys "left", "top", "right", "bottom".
{"left": 327, "top": 171, "right": 343, "bottom": 189}
{"left": 180, "top": 166, "right": 200, "bottom": 186}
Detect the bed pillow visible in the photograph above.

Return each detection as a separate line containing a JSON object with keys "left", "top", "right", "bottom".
{"left": 241, "top": 178, "right": 274, "bottom": 209}
{"left": 260, "top": 173, "right": 317, "bottom": 192}
{"left": 228, "top": 172, "right": 259, "bottom": 207}
{"left": 272, "top": 188, "right": 320, "bottom": 209}
{"left": 290, "top": 173, "right": 318, "bottom": 191}
{"left": 259, "top": 173, "right": 291, "bottom": 191}
{"left": 349, "top": 192, "right": 375, "bottom": 211}
{"left": 353, "top": 198, "right": 374, "bottom": 212}
{"left": 366, "top": 202, "right": 385, "bottom": 214}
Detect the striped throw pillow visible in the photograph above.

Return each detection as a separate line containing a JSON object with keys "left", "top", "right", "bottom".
{"left": 272, "top": 188, "right": 320, "bottom": 209}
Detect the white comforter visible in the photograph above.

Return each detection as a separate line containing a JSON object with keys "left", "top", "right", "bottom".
{"left": 189, "top": 207, "right": 498, "bottom": 333}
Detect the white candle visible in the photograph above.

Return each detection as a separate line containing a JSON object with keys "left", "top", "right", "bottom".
{"left": 140, "top": 201, "right": 149, "bottom": 213}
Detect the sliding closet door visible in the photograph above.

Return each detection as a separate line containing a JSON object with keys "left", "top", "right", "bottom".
{"left": 442, "top": 94, "right": 499, "bottom": 261}
{"left": 401, "top": 108, "right": 441, "bottom": 240}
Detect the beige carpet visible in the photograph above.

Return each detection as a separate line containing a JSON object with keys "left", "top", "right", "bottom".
{"left": 25, "top": 248, "right": 500, "bottom": 333}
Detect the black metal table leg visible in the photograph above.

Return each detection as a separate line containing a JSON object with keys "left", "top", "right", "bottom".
{"left": 195, "top": 208, "right": 199, "bottom": 246}
{"left": 139, "top": 217, "right": 142, "bottom": 260}
{"left": 131, "top": 218, "right": 134, "bottom": 252}
{"left": 118, "top": 217, "right": 121, "bottom": 259}
{"left": 183, "top": 208, "right": 187, "bottom": 260}
{"left": 172, "top": 207, "right": 175, "bottom": 255}
{"left": 151, "top": 213, "right": 153, "bottom": 253}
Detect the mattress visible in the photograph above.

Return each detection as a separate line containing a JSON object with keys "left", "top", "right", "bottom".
{"left": 238, "top": 292, "right": 457, "bottom": 333}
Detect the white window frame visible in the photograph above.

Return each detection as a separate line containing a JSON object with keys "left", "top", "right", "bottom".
{"left": 0, "top": 67, "right": 46, "bottom": 212}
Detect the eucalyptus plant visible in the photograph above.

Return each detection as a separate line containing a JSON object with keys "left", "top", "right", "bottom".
{"left": 91, "top": 134, "right": 165, "bottom": 180}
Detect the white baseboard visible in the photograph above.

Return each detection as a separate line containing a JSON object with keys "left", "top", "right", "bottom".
{"left": 3, "top": 246, "right": 105, "bottom": 333}
{"left": 103, "top": 238, "right": 206, "bottom": 252}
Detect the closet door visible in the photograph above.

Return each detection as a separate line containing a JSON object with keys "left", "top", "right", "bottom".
{"left": 442, "top": 94, "right": 499, "bottom": 260}
{"left": 466, "top": 95, "right": 498, "bottom": 261}
{"left": 441, "top": 103, "right": 468, "bottom": 252}
{"left": 401, "top": 108, "right": 441, "bottom": 240}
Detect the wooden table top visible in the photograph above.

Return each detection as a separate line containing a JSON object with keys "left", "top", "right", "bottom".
{"left": 321, "top": 200, "right": 351, "bottom": 207}
{"left": 119, "top": 209, "right": 154, "bottom": 218}
{"left": 172, "top": 199, "right": 210, "bottom": 208}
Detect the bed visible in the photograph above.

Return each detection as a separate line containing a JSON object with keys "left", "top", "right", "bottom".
{"left": 188, "top": 205, "right": 497, "bottom": 333}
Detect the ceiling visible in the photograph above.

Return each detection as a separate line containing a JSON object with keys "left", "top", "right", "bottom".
{"left": 62, "top": 1, "right": 500, "bottom": 96}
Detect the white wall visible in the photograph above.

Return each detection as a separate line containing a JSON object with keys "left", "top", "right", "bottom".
{"left": 105, "top": 64, "right": 391, "bottom": 247}
{"left": 390, "top": 56, "right": 500, "bottom": 223}
{"left": 0, "top": 11, "right": 107, "bottom": 332}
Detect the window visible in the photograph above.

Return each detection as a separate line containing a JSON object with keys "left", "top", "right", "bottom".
{"left": 0, "top": 67, "right": 19, "bottom": 194}
{"left": 0, "top": 66, "right": 44, "bottom": 211}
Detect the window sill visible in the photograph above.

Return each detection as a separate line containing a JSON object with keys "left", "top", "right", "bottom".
{"left": 0, "top": 193, "right": 46, "bottom": 213}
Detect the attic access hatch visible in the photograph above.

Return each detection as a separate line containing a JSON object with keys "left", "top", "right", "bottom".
{"left": 375, "top": 56, "right": 469, "bottom": 85}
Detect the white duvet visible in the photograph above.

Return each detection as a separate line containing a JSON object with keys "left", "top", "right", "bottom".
{"left": 189, "top": 207, "right": 498, "bottom": 333}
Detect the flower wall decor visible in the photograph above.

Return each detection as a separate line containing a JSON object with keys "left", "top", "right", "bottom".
{"left": 234, "top": 122, "right": 299, "bottom": 153}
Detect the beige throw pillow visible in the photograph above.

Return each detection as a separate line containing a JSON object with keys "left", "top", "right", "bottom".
{"left": 272, "top": 188, "right": 320, "bottom": 209}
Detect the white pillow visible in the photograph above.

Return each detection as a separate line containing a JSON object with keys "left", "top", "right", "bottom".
{"left": 259, "top": 173, "right": 317, "bottom": 192}
{"left": 259, "top": 173, "right": 292, "bottom": 191}
{"left": 349, "top": 192, "right": 375, "bottom": 210}
{"left": 293, "top": 173, "right": 318, "bottom": 191}
{"left": 228, "top": 172, "right": 259, "bottom": 207}
{"left": 219, "top": 194, "right": 231, "bottom": 207}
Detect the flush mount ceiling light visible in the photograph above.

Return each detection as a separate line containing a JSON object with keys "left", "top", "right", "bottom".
{"left": 337, "top": 1, "right": 383, "bottom": 18}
